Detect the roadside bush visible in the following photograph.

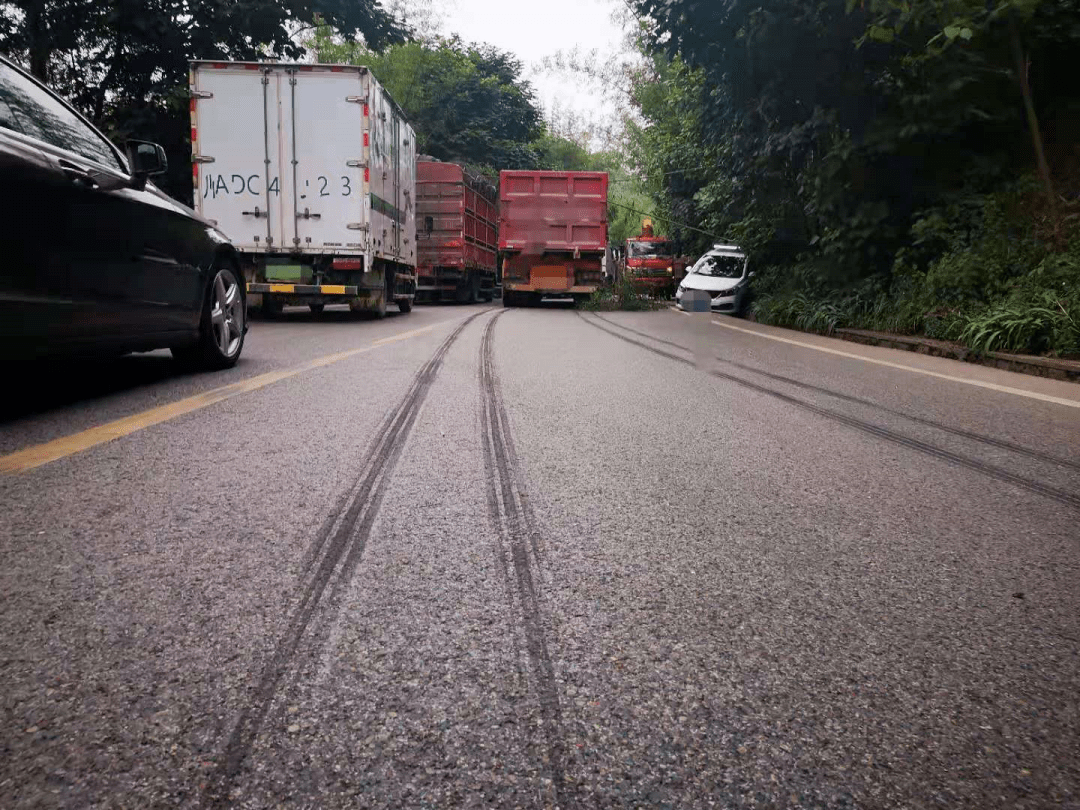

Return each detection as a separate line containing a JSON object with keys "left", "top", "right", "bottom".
{"left": 579, "top": 274, "right": 667, "bottom": 311}
{"left": 748, "top": 173, "right": 1080, "bottom": 357}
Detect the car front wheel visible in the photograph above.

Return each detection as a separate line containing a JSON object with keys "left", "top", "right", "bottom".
{"left": 172, "top": 265, "right": 246, "bottom": 370}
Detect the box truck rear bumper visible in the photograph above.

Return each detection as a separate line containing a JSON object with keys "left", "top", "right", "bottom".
{"left": 248, "top": 282, "right": 382, "bottom": 310}
{"left": 248, "top": 283, "right": 359, "bottom": 296}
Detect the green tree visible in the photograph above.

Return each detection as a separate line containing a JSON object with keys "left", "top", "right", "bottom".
{"left": 855, "top": 0, "right": 1074, "bottom": 243}
{"left": 308, "top": 27, "right": 544, "bottom": 172}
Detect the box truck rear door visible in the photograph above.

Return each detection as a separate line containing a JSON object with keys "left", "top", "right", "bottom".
{"left": 288, "top": 68, "right": 366, "bottom": 254}
{"left": 193, "top": 64, "right": 288, "bottom": 251}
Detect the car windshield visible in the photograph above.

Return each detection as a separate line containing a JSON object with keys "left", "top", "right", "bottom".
{"left": 628, "top": 240, "right": 674, "bottom": 258}
{"left": 693, "top": 254, "right": 745, "bottom": 278}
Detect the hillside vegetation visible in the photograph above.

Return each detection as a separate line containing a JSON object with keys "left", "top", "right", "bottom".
{"left": 629, "top": 0, "right": 1080, "bottom": 356}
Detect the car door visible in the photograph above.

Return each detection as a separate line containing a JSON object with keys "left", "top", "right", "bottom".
{"left": 0, "top": 59, "right": 203, "bottom": 345}
{"left": 0, "top": 72, "right": 106, "bottom": 349}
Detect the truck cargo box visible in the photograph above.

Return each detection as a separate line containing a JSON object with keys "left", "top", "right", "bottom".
{"left": 416, "top": 160, "right": 497, "bottom": 303}
{"left": 498, "top": 171, "right": 608, "bottom": 305}
{"left": 498, "top": 171, "right": 607, "bottom": 254}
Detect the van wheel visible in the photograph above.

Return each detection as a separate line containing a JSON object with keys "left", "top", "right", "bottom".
{"left": 172, "top": 265, "right": 246, "bottom": 370}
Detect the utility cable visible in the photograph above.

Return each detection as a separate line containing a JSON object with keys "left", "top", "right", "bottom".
{"left": 607, "top": 198, "right": 721, "bottom": 240}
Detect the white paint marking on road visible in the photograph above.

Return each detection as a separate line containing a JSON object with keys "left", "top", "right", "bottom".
{"left": 0, "top": 317, "right": 460, "bottom": 475}
{"left": 670, "top": 306, "right": 691, "bottom": 316}
{"left": 712, "top": 319, "right": 1080, "bottom": 410}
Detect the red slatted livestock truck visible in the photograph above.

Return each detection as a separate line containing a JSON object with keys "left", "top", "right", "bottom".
{"left": 190, "top": 61, "right": 416, "bottom": 318}
{"left": 415, "top": 158, "right": 498, "bottom": 303}
{"left": 498, "top": 171, "right": 608, "bottom": 307}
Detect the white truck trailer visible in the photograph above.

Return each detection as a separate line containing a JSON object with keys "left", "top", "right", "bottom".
{"left": 189, "top": 61, "right": 416, "bottom": 317}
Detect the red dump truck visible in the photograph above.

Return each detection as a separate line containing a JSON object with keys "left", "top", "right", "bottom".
{"left": 498, "top": 170, "right": 608, "bottom": 306}
{"left": 415, "top": 158, "right": 498, "bottom": 303}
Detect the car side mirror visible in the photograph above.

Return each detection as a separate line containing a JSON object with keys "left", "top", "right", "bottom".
{"left": 125, "top": 140, "right": 168, "bottom": 188}
{"left": 748, "top": 270, "right": 756, "bottom": 278}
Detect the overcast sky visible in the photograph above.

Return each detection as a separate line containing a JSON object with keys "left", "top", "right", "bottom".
{"left": 414, "top": 0, "right": 634, "bottom": 142}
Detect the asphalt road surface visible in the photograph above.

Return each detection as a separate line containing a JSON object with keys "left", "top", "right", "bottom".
{"left": 2, "top": 303, "right": 1079, "bottom": 809}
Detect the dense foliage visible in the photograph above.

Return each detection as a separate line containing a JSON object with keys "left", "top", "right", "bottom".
{"left": 630, "top": 0, "right": 1080, "bottom": 355}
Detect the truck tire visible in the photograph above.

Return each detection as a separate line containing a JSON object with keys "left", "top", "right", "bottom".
{"left": 309, "top": 303, "right": 325, "bottom": 314}
{"left": 503, "top": 292, "right": 517, "bottom": 307}
{"left": 398, "top": 297, "right": 413, "bottom": 313}
{"left": 172, "top": 265, "right": 246, "bottom": 371}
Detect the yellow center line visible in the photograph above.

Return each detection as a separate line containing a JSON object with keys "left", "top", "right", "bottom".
{"left": 712, "top": 318, "right": 1080, "bottom": 410}
{"left": 0, "top": 320, "right": 450, "bottom": 475}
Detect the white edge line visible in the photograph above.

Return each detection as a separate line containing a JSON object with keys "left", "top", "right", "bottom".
{"left": 711, "top": 319, "right": 1080, "bottom": 410}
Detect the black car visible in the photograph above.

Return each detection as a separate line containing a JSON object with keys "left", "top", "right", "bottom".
{"left": 0, "top": 55, "right": 245, "bottom": 369}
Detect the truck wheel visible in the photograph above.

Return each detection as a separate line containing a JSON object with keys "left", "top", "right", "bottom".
{"left": 398, "top": 297, "right": 413, "bottom": 313}
{"left": 172, "top": 265, "right": 246, "bottom": 370}
{"left": 503, "top": 292, "right": 517, "bottom": 308}
{"left": 309, "top": 303, "right": 325, "bottom": 314}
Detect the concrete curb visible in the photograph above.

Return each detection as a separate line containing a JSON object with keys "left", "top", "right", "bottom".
{"left": 833, "top": 328, "right": 1080, "bottom": 383}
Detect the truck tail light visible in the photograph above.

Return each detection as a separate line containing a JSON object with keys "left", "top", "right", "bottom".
{"left": 332, "top": 259, "right": 363, "bottom": 270}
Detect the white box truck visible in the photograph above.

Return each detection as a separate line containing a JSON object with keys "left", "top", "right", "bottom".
{"left": 189, "top": 61, "right": 416, "bottom": 317}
